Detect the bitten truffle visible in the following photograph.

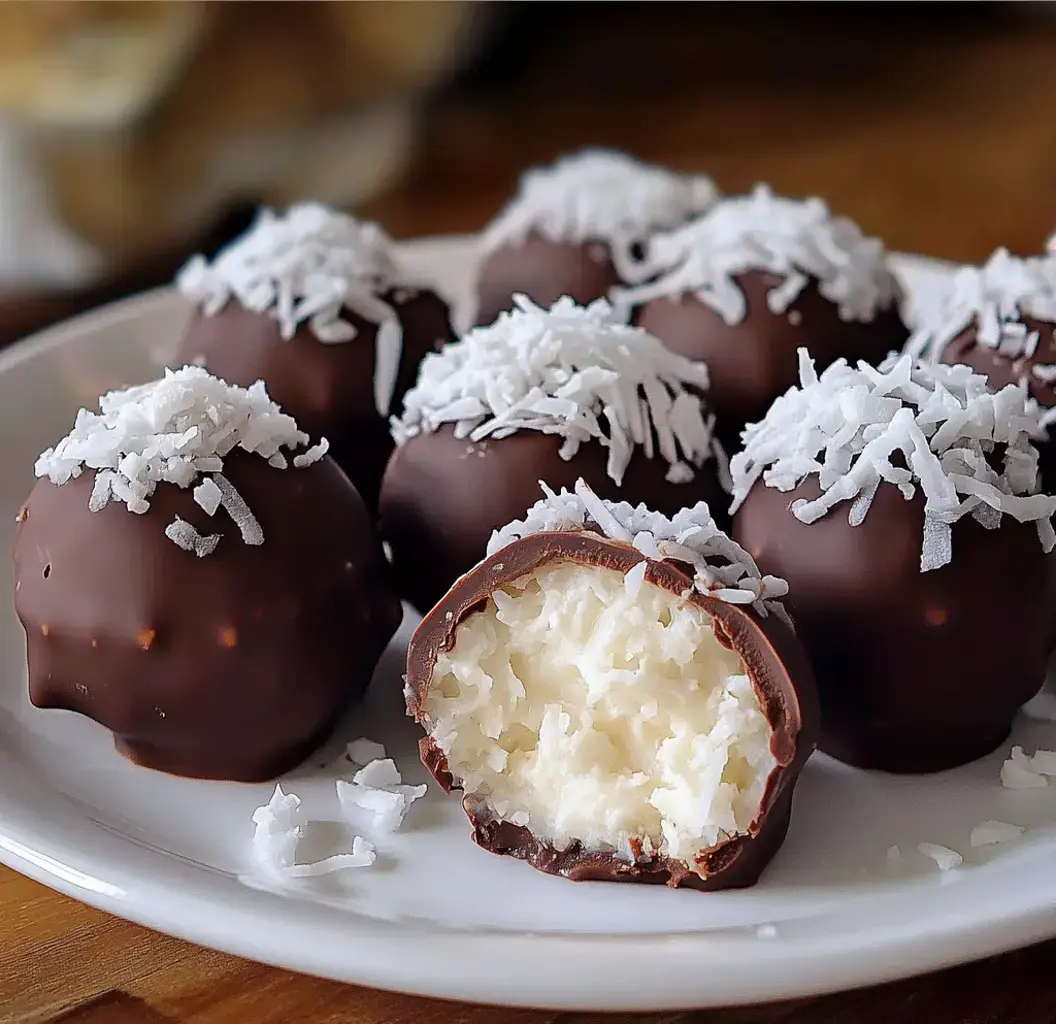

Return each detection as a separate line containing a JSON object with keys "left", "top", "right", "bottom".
{"left": 379, "top": 295, "right": 728, "bottom": 613}
{"left": 13, "top": 366, "right": 402, "bottom": 782}
{"left": 731, "top": 349, "right": 1056, "bottom": 773}
{"left": 175, "top": 202, "right": 454, "bottom": 509}
{"left": 906, "top": 248, "right": 1056, "bottom": 489}
{"left": 474, "top": 149, "right": 717, "bottom": 327}
{"left": 619, "top": 186, "right": 908, "bottom": 450}
{"left": 406, "top": 480, "right": 818, "bottom": 891}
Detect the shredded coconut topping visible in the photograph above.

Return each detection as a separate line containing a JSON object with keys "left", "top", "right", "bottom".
{"left": 392, "top": 295, "right": 720, "bottom": 486}
{"left": 480, "top": 149, "right": 716, "bottom": 274}
{"left": 177, "top": 202, "right": 408, "bottom": 415}
{"left": 917, "top": 842, "right": 963, "bottom": 872}
{"left": 729, "top": 349, "right": 1056, "bottom": 572}
{"left": 34, "top": 365, "right": 328, "bottom": 554}
{"left": 336, "top": 757, "right": 428, "bottom": 835}
{"left": 489, "top": 478, "right": 791, "bottom": 625}
{"left": 906, "top": 248, "right": 1056, "bottom": 373}
{"left": 970, "top": 821, "right": 1024, "bottom": 847}
{"left": 617, "top": 185, "right": 901, "bottom": 324}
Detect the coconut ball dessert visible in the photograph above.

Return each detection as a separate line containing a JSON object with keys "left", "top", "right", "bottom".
{"left": 619, "top": 186, "right": 908, "bottom": 450}
{"left": 906, "top": 248, "right": 1056, "bottom": 487}
{"left": 379, "top": 294, "right": 727, "bottom": 613}
{"left": 175, "top": 202, "right": 455, "bottom": 510}
{"left": 474, "top": 149, "right": 717, "bottom": 327}
{"left": 405, "top": 479, "right": 818, "bottom": 891}
{"left": 731, "top": 349, "right": 1056, "bottom": 773}
{"left": 12, "top": 366, "right": 402, "bottom": 782}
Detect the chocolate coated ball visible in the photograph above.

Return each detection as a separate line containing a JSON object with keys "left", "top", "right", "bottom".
{"left": 13, "top": 451, "right": 402, "bottom": 781}
{"left": 733, "top": 477, "right": 1056, "bottom": 772}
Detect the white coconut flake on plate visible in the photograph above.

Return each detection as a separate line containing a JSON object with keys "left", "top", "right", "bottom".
{"left": 728, "top": 349, "right": 1056, "bottom": 572}
{"left": 345, "top": 737, "right": 387, "bottom": 766}
{"left": 480, "top": 149, "right": 717, "bottom": 277}
{"left": 392, "top": 294, "right": 721, "bottom": 487}
{"left": 617, "top": 185, "right": 902, "bottom": 325}
{"left": 337, "top": 757, "right": 428, "bottom": 835}
{"left": 917, "top": 842, "right": 963, "bottom": 872}
{"left": 1028, "top": 749, "right": 1056, "bottom": 775}
{"left": 1000, "top": 746, "right": 1049, "bottom": 790}
{"left": 250, "top": 785, "right": 375, "bottom": 879}
{"left": 969, "top": 821, "right": 1025, "bottom": 848}
{"left": 905, "top": 248, "right": 1056, "bottom": 365}
{"left": 34, "top": 364, "right": 327, "bottom": 554}
{"left": 489, "top": 477, "right": 791, "bottom": 626}
{"left": 176, "top": 202, "right": 413, "bottom": 416}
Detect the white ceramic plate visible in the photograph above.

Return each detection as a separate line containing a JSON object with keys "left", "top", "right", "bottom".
{"left": 2, "top": 237, "right": 1056, "bottom": 1013}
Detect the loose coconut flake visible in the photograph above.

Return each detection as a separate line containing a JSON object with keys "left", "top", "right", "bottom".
{"left": 1000, "top": 746, "right": 1049, "bottom": 789}
{"left": 729, "top": 350, "right": 1056, "bottom": 572}
{"left": 906, "top": 249, "right": 1056, "bottom": 389}
{"left": 970, "top": 821, "right": 1025, "bottom": 847}
{"left": 177, "top": 202, "right": 408, "bottom": 416}
{"left": 489, "top": 478, "right": 791, "bottom": 625}
{"left": 392, "top": 295, "right": 720, "bottom": 486}
{"left": 345, "top": 737, "right": 387, "bottom": 765}
{"left": 917, "top": 842, "right": 963, "bottom": 872}
{"left": 618, "top": 185, "right": 901, "bottom": 324}
{"left": 34, "top": 365, "right": 327, "bottom": 554}
{"left": 480, "top": 149, "right": 717, "bottom": 276}
{"left": 336, "top": 758, "right": 428, "bottom": 835}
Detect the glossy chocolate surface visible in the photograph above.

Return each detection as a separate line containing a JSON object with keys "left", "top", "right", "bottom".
{"left": 13, "top": 450, "right": 402, "bottom": 782}
{"left": 637, "top": 271, "right": 908, "bottom": 449}
{"left": 734, "top": 477, "right": 1056, "bottom": 772}
{"left": 406, "top": 530, "right": 818, "bottom": 890}
{"left": 176, "top": 289, "right": 454, "bottom": 509}
{"left": 474, "top": 232, "right": 622, "bottom": 327}
{"left": 378, "top": 425, "right": 728, "bottom": 614}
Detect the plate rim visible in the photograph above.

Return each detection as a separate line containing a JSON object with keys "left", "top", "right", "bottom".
{"left": 6, "top": 241, "right": 1056, "bottom": 1013}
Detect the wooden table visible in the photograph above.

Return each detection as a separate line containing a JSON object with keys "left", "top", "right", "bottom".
{"left": 4, "top": 5, "right": 1056, "bottom": 1022}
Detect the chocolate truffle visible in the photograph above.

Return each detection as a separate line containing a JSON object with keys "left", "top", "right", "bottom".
{"left": 475, "top": 149, "right": 717, "bottom": 327}
{"left": 13, "top": 366, "right": 401, "bottom": 782}
{"left": 176, "top": 203, "right": 454, "bottom": 510}
{"left": 620, "top": 186, "right": 908, "bottom": 451}
{"left": 379, "top": 295, "right": 728, "bottom": 613}
{"left": 731, "top": 349, "right": 1056, "bottom": 773}
{"left": 406, "top": 479, "right": 818, "bottom": 891}
{"left": 906, "top": 248, "right": 1056, "bottom": 489}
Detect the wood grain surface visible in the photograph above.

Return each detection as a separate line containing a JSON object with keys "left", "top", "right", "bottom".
{"left": 4, "top": 5, "right": 1056, "bottom": 1022}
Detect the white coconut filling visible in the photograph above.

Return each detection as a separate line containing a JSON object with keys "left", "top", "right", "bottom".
{"left": 424, "top": 561, "right": 776, "bottom": 865}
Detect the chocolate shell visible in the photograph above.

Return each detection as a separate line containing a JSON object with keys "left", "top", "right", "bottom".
{"left": 474, "top": 232, "right": 622, "bottom": 328}
{"left": 378, "top": 426, "right": 728, "bottom": 615}
{"left": 637, "top": 271, "right": 908, "bottom": 450}
{"left": 175, "top": 288, "right": 454, "bottom": 509}
{"left": 406, "top": 530, "right": 818, "bottom": 891}
{"left": 733, "top": 477, "right": 1056, "bottom": 772}
{"left": 13, "top": 449, "right": 402, "bottom": 782}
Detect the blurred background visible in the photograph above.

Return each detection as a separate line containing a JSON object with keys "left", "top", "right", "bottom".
{"left": 1, "top": 0, "right": 1055, "bottom": 346}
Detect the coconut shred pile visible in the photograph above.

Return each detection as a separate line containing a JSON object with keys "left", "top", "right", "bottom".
{"left": 618, "top": 185, "right": 901, "bottom": 325}
{"left": 481, "top": 149, "right": 717, "bottom": 270}
{"left": 177, "top": 202, "right": 406, "bottom": 415}
{"left": 489, "top": 477, "right": 791, "bottom": 625}
{"left": 392, "top": 295, "right": 721, "bottom": 486}
{"left": 729, "top": 349, "right": 1056, "bottom": 572}
{"left": 34, "top": 365, "right": 328, "bottom": 554}
{"left": 906, "top": 248, "right": 1056, "bottom": 408}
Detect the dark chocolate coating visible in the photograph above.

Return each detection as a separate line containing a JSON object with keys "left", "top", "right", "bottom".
{"left": 406, "top": 530, "right": 819, "bottom": 891}
{"left": 939, "top": 316, "right": 1056, "bottom": 490}
{"left": 403, "top": 529, "right": 815, "bottom": 890}
{"left": 175, "top": 288, "right": 454, "bottom": 510}
{"left": 474, "top": 232, "right": 621, "bottom": 327}
{"left": 733, "top": 477, "right": 1056, "bottom": 772}
{"left": 637, "top": 272, "right": 908, "bottom": 451}
{"left": 13, "top": 451, "right": 402, "bottom": 782}
{"left": 378, "top": 424, "right": 728, "bottom": 614}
